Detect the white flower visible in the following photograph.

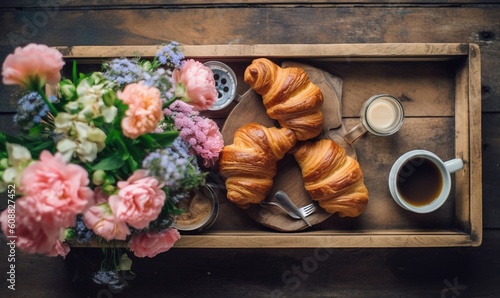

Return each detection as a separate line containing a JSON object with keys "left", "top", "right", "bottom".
{"left": 1, "top": 143, "right": 33, "bottom": 188}
{"left": 54, "top": 112, "right": 74, "bottom": 134}
{"left": 58, "top": 79, "right": 77, "bottom": 99}
{"left": 118, "top": 254, "right": 133, "bottom": 271}
{"left": 57, "top": 135, "right": 99, "bottom": 163}
{"left": 72, "top": 74, "right": 118, "bottom": 123}
{"left": 55, "top": 114, "right": 107, "bottom": 162}
{"left": 75, "top": 139, "right": 99, "bottom": 162}
{"left": 87, "top": 127, "right": 107, "bottom": 151}
{"left": 56, "top": 138, "right": 78, "bottom": 162}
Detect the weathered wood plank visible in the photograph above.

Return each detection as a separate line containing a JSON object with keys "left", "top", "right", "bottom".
{"left": 173, "top": 232, "right": 477, "bottom": 248}
{"left": 453, "top": 44, "right": 483, "bottom": 243}
{"left": 1, "top": 7, "right": 496, "bottom": 47}
{"left": 482, "top": 113, "right": 500, "bottom": 229}
{"left": 467, "top": 44, "right": 483, "bottom": 243}
{"left": 1, "top": 229, "right": 499, "bottom": 297}
{"left": 51, "top": 43, "right": 470, "bottom": 59}
{"left": 0, "top": 0, "right": 498, "bottom": 9}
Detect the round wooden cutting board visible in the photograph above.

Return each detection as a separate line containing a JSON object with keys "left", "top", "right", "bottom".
{"left": 221, "top": 61, "right": 355, "bottom": 232}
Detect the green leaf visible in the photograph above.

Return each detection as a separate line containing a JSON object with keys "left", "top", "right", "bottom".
{"left": 92, "top": 152, "right": 125, "bottom": 171}
{"left": 0, "top": 133, "right": 56, "bottom": 159}
{"left": 27, "top": 125, "right": 44, "bottom": 137}
{"left": 92, "top": 116, "right": 106, "bottom": 128}
{"left": 139, "top": 131, "right": 178, "bottom": 149}
{"left": 115, "top": 99, "right": 129, "bottom": 116}
{"left": 29, "top": 140, "right": 55, "bottom": 154}
{"left": 0, "top": 133, "right": 7, "bottom": 147}
{"left": 127, "top": 156, "right": 139, "bottom": 172}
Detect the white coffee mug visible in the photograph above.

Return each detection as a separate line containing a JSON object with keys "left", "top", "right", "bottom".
{"left": 388, "top": 150, "right": 464, "bottom": 213}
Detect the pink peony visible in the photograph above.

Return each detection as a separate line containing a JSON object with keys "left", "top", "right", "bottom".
{"left": 19, "top": 151, "right": 94, "bottom": 229}
{"left": 0, "top": 204, "right": 69, "bottom": 258}
{"left": 83, "top": 188, "right": 130, "bottom": 241}
{"left": 118, "top": 83, "right": 164, "bottom": 139}
{"left": 108, "top": 170, "right": 166, "bottom": 229}
{"left": 50, "top": 239, "right": 71, "bottom": 258}
{"left": 2, "top": 43, "right": 65, "bottom": 89}
{"left": 129, "top": 228, "right": 180, "bottom": 258}
{"left": 172, "top": 59, "right": 218, "bottom": 110}
{"left": 83, "top": 203, "right": 130, "bottom": 241}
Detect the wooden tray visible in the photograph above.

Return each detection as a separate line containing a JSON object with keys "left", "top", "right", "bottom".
{"left": 58, "top": 43, "right": 482, "bottom": 247}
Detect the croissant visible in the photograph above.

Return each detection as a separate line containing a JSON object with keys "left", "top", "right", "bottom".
{"left": 219, "top": 123, "right": 297, "bottom": 209}
{"left": 244, "top": 58, "right": 324, "bottom": 141}
{"left": 292, "top": 139, "right": 369, "bottom": 217}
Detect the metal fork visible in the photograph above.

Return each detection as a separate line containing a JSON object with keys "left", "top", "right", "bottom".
{"left": 260, "top": 201, "right": 318, "bottom": 220}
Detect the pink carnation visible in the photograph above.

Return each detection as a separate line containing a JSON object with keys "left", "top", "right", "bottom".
{"left": 83, "top": 188, "right": 130, "bottom": 241}
{"left": 118, "top": 83, "right": 164, "bottom": 139}
{"left": 129, "top": 228, "right": 180, "bottom": 258}
{"left": 19, "top": 150, "right": 95, "bottom": 229}
{"left": 108, "top": 170, "right": 166, "bottom": 229}
{"left": 0, "top": 203, "right": 69, "bottom": 258}
{"left": 172, "top": 59, "right": 218, "bottom": 110}
{"left": 2, "top": 43, "right": 65, "bottom": 89}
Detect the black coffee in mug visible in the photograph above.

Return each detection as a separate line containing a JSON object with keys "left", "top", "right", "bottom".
{"left": 396, "top": 157, "right": 443, "bottom": 206}
{"left": 389, "top": 149, "right": 463, "bottom": 213}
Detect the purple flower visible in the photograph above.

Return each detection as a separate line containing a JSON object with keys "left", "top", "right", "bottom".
{"left": 14, "top": 91, "right": 56, "bottom": 131}
{"left": 103, "top": 58, "right": 143, "bottom": 86}
{"left": 142, "top": 67, "right": 174, "bottom": 101}
{"left": 142, "top": 138, "right": 205, "bottom": 192}
{"left": 156, "top": 42, "right": 184, "bottom": 68}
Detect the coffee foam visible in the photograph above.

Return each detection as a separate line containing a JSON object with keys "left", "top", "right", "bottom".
{"left": 366, "top": 96, "right": 400, "bottom": 132}
{"left": 175, "top": 192, "right": 212, "bottom": 229}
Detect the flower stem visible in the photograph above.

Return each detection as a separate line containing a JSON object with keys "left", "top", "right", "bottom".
{"left": 162, "top": 97, "right": 179, "bottom": 109}
{"left": 36, "top": 86, "right": 58, "bottom": 116}
{"left": 72, "top": 60, "right": 78, "bottom": 83}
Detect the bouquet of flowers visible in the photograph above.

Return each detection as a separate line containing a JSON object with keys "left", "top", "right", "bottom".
{"left": 0, "top": 42, "right": 224, "bottom": 285}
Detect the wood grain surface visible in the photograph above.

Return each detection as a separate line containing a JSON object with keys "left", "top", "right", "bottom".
{"left": 0, "top": 2, "right": 499, "bottom": 297}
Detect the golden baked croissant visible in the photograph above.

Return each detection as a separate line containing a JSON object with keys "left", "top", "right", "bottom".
{"left": 244, "top": 58, "right": 324, "bottom": 141}
{"left": 219, "top": 123, "right": 297, "bottom": 208}
{"left": 292, "top": 139, "right": 369, "bottom": 217}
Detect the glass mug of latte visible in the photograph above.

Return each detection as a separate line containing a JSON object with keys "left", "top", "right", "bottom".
{"left": 344, "top": 94, "right": 405, "bottom": 144}
{"left": 388, "top": 150, "right": 464, "bottom": 213}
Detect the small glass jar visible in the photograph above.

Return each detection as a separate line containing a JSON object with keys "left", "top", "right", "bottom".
{"left": 204, "top": 61, "right": 237, "bottom": 111}
{"left": 173, "top": 185, "right": 219, "bottom": 232}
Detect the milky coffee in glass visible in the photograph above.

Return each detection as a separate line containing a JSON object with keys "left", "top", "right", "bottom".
{"left": 344, "top": 94, "right": 405, "bottom": 144}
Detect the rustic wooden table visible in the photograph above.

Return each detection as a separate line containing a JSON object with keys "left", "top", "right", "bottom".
{"left": 0, "top": 1, "right": 499, "bottom": 297}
